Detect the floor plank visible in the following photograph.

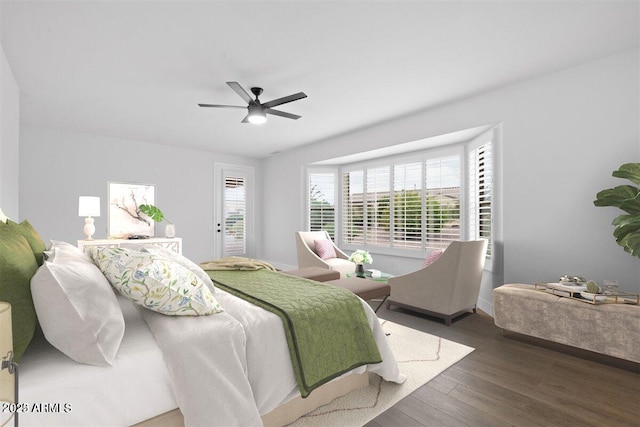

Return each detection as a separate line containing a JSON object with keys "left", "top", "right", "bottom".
{"left": 369, "top": 305, "right": 639, "bottom": 427}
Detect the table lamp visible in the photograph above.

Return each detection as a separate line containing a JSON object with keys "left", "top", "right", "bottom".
{"left": 0, "top": 302, "right": 18, "bottom": 426}
{"left": 78, "top": 196, "right": 100, "bottom": 240}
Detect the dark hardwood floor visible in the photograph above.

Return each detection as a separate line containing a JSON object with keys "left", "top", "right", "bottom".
{"left": 365, "top": 304, "right": 639, "bottom": 427}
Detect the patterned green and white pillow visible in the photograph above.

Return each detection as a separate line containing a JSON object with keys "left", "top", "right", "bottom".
{"left": 93, "top": 247, "right": 223, "bottom": 316}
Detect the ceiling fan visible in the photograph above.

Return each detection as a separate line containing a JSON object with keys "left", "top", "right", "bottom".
{"left": 198, "top": 82, "right": 307, "bottom": 124}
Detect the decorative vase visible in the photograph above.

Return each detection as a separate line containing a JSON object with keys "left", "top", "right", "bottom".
{"left": 355, "top": 263, "right": 365, "bottom": 278}
{"left": 165, "top": 223, "right": 176, "bottom": 238}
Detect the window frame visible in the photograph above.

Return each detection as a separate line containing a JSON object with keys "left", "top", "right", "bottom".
{"left": 305, "top": 166, "right": 339, "bottom": 240}
{"left": 304, "top": 127, "right": 499, "bottom": 264}
{"left": 339, "top": 145, "right": 463, "bottom": 258}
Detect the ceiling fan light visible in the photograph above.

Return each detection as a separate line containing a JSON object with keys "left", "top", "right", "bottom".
{"left": 248, "top": 113, "right": 267, "bottom": 124}
{"left": 247, "top": 105, "right": 267, "bottom": 124}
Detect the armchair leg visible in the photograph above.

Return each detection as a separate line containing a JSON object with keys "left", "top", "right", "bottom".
{"left": 373, "top": 296, "right": 389, "bottom": 313}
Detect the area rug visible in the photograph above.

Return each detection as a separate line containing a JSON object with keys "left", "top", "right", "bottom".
{"left": 289, "top": 319, "right": 474, "bottom": 427}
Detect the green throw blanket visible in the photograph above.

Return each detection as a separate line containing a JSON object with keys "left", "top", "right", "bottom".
{"left": 205, "top": 269, "right": 382, "bottom": 397}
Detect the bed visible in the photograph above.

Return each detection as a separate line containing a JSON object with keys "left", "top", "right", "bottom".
{"left": 0, "top": 218, "right": 404, "bottom": 427}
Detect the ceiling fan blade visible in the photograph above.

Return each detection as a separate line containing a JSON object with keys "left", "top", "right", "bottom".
{"left": 266, "top": 108, "right": 301, "bottom": 120}
{"left": 241, "top": 114, "right": 251, "bottom": 123}
{"left": 262, "top": 92, "right": 307, "bottom": 109}
{"left": 198, "top": 104, "right": 246, "bottom": 109}
{"left": 227, "top": 82, "right": 253, "bottom": 104}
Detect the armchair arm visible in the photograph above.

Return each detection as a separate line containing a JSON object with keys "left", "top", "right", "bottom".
{"left": 333, "top": 244, "right": 350, "bottom": 260}
{"left": 388, "top": 258, "right": 458, "bottom": 314}
{"left": 295, "top": 234, "right": 330, "bottom": 269}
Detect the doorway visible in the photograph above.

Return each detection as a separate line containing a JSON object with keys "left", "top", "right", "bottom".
{"left": 213, "top": 163, "right": 254, "bottom": 258}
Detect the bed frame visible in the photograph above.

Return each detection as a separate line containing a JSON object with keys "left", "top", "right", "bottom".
{"left": 4, "top": 207, "right": 374, "bottom": 427}
{"left": 134, "top": 372, "right": 371, "bottom": 427}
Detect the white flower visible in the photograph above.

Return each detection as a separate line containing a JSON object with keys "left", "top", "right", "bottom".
{"left": 349, "top": 250, "right": 373, "bottom": 264}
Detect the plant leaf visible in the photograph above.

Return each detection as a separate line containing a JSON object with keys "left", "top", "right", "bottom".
{"left": 139, "top": 204, "right": 165, "bottom": 222}
{"left": 612, "top": 214, "right": 640, "bottom": 227}
{"left": 610, "top": 214, "right": 640, "bottom": 259}
{"left": 618, "top": 231, "right": 640, "bottom": 258}
{"left": 593, "top": 185, "right": 640, "bottom": 210}
{"left": 619, "top": 192, "right": 640, "bottom": 215}
{"left": 612, "top": 162, "right": 640, "bottom": 186}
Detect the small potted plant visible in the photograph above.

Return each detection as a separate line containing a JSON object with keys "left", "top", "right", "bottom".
{"left": 349, "top": 249, "right": 373, "bottom": 277}
{"left": 139, "top": 204, "right": 175, "bottom": 238}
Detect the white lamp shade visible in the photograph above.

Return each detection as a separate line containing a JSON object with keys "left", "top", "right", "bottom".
{"left": 0, "top": 302, "right": 13, "bottom": 403}
{"left": 78, "top": 196, "right": 100, "bottom": 217}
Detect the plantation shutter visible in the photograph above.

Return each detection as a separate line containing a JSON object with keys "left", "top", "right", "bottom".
{"left": 365, "top": 166, "right": 391, "bottom": 246}
{"left": 424, "top": 155, "right": 461, "bottom": 250}
{"left": 342, "top": 170, "right": 364, "bottom": 244}
{"left": 468, "top": 141, "right": 493, "bottom": 257}
{"left": 223, "top": 176, "right": 246, "bottom": 256}
{"left": 393, "top": 162, "right": 423, "bottom": 249}
{"left": 308, "top": 172, "right": 336, "bottom": 239}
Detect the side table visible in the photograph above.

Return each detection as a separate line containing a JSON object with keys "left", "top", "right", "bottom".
{"left": 77, "top": 237, "right": 182, "bottom": 255}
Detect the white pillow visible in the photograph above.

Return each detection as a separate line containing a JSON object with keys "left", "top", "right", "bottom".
{"left": 140, "top": 245, "right": 216, "bottom": 293}
{"left": 45, "top": 240, "right": 94, "bottom": 264}
{"left": 30, "top": 260, "right": 125, "bottom": 366}
{"left": 93, "top": 247, "right": 223, "bottom": 316}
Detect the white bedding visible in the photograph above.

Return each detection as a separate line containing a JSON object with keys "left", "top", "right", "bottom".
{"left": 19, "top": 295, "right": 178, "bottom": 426}
{"left": 18, "top": 287, "right": 404, "bottom": 427}
{"left": 142, "top": 288, "right": 405, "bottom": 427}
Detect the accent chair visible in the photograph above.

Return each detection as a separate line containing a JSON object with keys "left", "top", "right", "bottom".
{"left": 387, "top": 239, "right": 488, "bottom": 325}
{"left": 295, "top": 231, "right": 355, "bottom": 277}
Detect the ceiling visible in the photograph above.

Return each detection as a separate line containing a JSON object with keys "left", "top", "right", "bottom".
{"left": 1, "top": 1, "right": 638, "bottom": 158}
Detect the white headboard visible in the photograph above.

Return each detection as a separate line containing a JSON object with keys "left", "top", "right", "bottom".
{"left": 0, "top": 207, "right": 8, "bottom": 222}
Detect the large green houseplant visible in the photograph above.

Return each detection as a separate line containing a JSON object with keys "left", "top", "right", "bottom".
{"left": 593, "top": 163, "right": 640, "bottom": 258}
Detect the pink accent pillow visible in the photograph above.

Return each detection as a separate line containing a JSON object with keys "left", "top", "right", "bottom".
{"left": 314, "top": 239, "right": 337, "bottom": 260}
{"left": 422, "top": 249, "right": 444, "bottom": 268}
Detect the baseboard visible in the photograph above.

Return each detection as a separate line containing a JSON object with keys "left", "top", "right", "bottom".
{"left": 477, "top": 295, "right": 493, "bottom": 316}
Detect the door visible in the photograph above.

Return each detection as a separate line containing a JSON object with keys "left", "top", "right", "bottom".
{"left": 214, "top": 163, "right": 254, "bottom": 258}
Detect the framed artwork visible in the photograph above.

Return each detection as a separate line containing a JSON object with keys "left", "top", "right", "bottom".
{"left": 108, "top": 182, "right": 156, "bottom": 238}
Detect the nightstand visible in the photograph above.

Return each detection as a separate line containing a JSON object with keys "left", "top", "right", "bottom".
{"left": 77, "top": 237, "right": 182, "bottom": 255}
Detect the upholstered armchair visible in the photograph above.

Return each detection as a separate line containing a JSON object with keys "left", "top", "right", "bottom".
{"left": 295, "top": 231, "right": 356, "bottom": 277}
{"left": 387, "top": 240, "right": 488, "bottom": 325}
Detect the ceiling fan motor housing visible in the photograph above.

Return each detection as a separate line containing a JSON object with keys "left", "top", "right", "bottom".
{"left": 250, "top": 87, "right": 264, "bottom": 101}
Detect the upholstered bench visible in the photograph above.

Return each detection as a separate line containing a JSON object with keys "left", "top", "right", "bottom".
{"left": 326, "top": 277, "right": 390, "bottom": 312}
{"left": 282, "top": 267, "right": 340, "bottom": 282}
{"left": 493, "top": 284, "right": 640, "bottom": 366}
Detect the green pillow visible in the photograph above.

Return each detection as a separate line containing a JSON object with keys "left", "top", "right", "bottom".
{"left": 0, "top": 223, "right": 39, "bottom": 362}
{"left": 7, "top": 219, "right": 46, "bottom": 266}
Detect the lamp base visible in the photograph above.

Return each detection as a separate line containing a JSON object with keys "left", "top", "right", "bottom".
{"left": 83, "top": 217, "right": 96, "bottom": 240}
{"left": 1, "top": 352, "right": 18, "bottom": 427}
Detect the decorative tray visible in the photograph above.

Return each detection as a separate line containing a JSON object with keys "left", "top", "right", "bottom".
{"left": 534, "top": 282, "right": 639, "bottom": 305}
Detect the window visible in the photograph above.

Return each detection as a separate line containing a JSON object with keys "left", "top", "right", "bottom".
{"left": 365, "top": 166, "right": 391, "bottom": 245}
{"left": 393, "top": 162, "right": 422, "bottom": 249}
{"left": 424, "top": 155, "right": 461, "bottom": 250}
{"left": 468, "top": 140, "right": 493, "bottom": 257}
{"left": 342, "top": 170, "right": 364, "bottom": 244}
{"left": 223, "top": 176, "right": 246, "bottom": 256}
{"left": 342, "top": 154, "right": 461, "bottom": 251}
{"left": 308, "top": 172, "right": 336, "bottom": 239}
{"left": 306, "top": 128, "right": 495, "bottom": 260}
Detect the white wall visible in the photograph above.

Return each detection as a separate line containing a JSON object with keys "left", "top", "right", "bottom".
{"left": 0, "top": 44, "right": 20, "bottom": 218}
{"left": 19, "top": 126, "right": 262, "bottom": 263}
{"left": 261, "top": 49, "right": 640, "bottom": 313}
